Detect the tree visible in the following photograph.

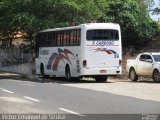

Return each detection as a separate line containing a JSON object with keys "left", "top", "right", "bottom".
{"left": 100, "top": 0, "right": 158, "bottom": 46}
{"left": 0, "top": 0, "right": 108, "bottom": 49}
{"left": 0, "top": 0, "right": 159, "bottom": 50}
{"left": 142, "top": 0, "right": 155, "bottom": 10}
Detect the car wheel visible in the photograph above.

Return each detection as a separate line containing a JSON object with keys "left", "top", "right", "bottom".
{"left": 129, "top": 68, "right": 138, "bottom": 81}
{"left": 152, "top": 70, "right": 160, "bottom": 83}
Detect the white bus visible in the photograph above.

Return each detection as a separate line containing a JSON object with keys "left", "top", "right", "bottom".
{"left": 35, "top": 23, "right": 122, "bottom": 82}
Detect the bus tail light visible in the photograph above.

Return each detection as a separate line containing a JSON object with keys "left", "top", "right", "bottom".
{"left": 83, "top": 60, "right": 87, "bottom": 68}
{"left": 119, "top": 60, "right": 122, "bottom": 65}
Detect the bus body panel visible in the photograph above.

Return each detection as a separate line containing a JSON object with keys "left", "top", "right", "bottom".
{"left": 80, "top": 42, "right": 122, "bottom": 76}
{"left": 36, "top": 47, "right": 81, "bottom": 77}
{"left": 80, "top": 23, "right": 122, "bottom": 76}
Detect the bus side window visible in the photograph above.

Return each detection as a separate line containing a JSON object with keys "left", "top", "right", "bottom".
{"left": 41, "top": 33, "right": 45, "bottom": 46}
{"left": 60, "top": 31, "right": 64, "bottom": 46}
{"left": 48, "top": 32, "right": 54, "bottom": 47}
{"left": 56, "top": 32, "right": 60, "bottom": 46}
{"left": 43, "top": 33, "right": 49, "bottom": 47}
{"left": 52, "top": 32, "right": 55, "bottom": 46}
{"left": 65, "top": 31, "right": 67, "bottom": 46}
{"left": 75, "top": 30, "right": 78, "bottom": 45}
{"left": 46, "top": 33, "right": 48, "bottom": 46}
{"left": 68, "top": 31, "right": 71, "bottom": 46}
{"left": 59, "top": 32, "right": 62, "bottom": 46}
{"left": 70, "top": 30, "right": 74, "bottom": 46}
{"left": 73, "top": 30, "right": 76, "bottom": 45}
{"left": 57, "top": 33, "right": 60, "bottom": 46}
{"left": 72, "top": 29, "right": 79, "bottom": 46}
{"left": 54, "top": 32, "right": 57, "bottom": 46}
{"left": 77, "top": 29, "right": 80, "bottom": 45}
{"left": 63, "top": 31, "right": 67, "bottom": 46}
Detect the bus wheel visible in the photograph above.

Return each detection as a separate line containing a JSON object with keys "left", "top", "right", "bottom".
{"left": 40, "top": 64, "right": 49, "bottom": 79}
{"left": 66, "top": 66, "right": 72, "bottom": 81}
{"left": 95, "top": 76, "right": 107, "bottom": 82}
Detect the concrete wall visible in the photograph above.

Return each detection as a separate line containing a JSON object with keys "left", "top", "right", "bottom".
{"left": 0, "top": 47, "right": 34, "bottom": 67}
{"left": 0, "top": 62, "right": 35, "bottom": 76}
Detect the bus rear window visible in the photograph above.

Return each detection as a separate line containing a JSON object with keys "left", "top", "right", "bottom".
{"left": 86, "top": 29, "right": 119, "bottom": 41}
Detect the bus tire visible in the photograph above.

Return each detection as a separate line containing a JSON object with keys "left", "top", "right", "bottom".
{"left": 95, "top": 76, "right": 108, "bottom": 82}
{"left": 66, "top": 66, "right": 72, "bottom": 81}
{"left": 40, "top": 64, "right": 49, "bottom": 79}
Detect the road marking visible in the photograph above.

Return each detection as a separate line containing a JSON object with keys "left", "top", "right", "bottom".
{"left": 20, "top": 84, "right": 34, "bottom": 87}
{"left": 59, "top": 108, "right": 84, "bottom": 116}
{"left": 23, "top": 96, "right": 40, "bottom": 102}
{"left": 2, "top": 89, "right": 14, "bottom": 94}
{"left": 0, "top": 87, "right": 14, "bottom": 94}
{"left": 0, "top": 97, "right": 33, "bottom": 104}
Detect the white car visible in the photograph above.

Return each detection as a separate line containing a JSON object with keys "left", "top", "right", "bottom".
{"left": 126, "top": 52, "right": 160, "bottom": 82}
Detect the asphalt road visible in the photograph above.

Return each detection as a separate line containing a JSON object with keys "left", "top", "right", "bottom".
{"left": 0, "top": 73, "right": 160, "bottom": 120}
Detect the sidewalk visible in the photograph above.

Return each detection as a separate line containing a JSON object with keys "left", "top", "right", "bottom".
{"left": 0, "top": 71, "right": 41, "bottom": 83}
{"left": 0, "top": 71, "right": 54, "bottom": 83}
{"left": 0, "top": 71, "right": 27, "bottom": 79}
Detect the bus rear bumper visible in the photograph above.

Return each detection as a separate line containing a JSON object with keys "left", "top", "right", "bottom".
{"left": 81, "top": 67, "right": 122, "bottom": 76}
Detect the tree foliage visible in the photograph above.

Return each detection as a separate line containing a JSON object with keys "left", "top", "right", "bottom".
{"left": 101, "top": 0, "right": 158, "bottom": 46}
{"left": 0, "top": 0, "right": 108, "bottom": 49}
{"left": 0, "top": 0, "right": 159, "bottom": 50}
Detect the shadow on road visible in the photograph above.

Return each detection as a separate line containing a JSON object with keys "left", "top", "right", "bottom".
{"left": 0, "top": 71, "right": 112, "bottom": 84}
{"left": 52, "top": 77, "right": 114, "bottom": 84}
{"left": 0, "top": 71, "right": 43, "bottom": 83}
{"left": 0, "top": 71, "right": 26, "bottom": 80}
{"left": 118, "top": 78, "right": 159, "bottom": 84}
{"left": 1, "top": 71, "right": 158, "bottom": 84}
{"left": 132, "top": 80, "right": 159, "bottom": 84}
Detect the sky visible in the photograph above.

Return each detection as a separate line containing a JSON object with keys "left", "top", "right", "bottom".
{"left": 150, "top": 0, "right": 160, "bottom": 21}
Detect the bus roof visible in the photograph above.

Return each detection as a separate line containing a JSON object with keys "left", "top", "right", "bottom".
{"left": 40, "top": 23, "right": 120, "bottom": 33}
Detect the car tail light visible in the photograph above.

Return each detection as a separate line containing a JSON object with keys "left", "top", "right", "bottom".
{"left": 83, "top": 60, "right": 87, "bottom": 67}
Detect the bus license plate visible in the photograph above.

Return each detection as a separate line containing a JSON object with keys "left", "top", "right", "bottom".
{"left": 100, "top": 70, "right": 106, "bottom": 73}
